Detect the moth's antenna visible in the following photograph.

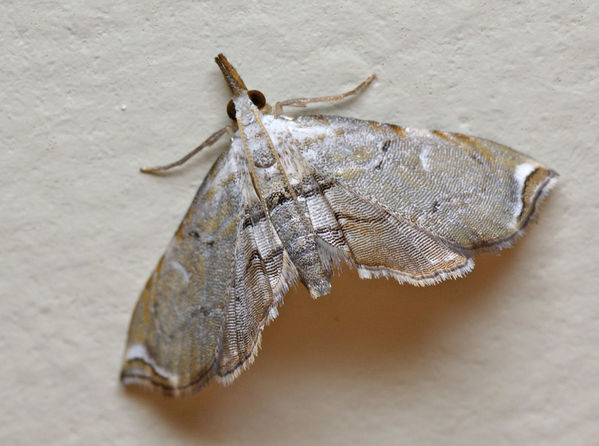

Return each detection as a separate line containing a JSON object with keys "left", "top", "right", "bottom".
{"left": 140, "top": 126, "right": 229, "bottom": 174}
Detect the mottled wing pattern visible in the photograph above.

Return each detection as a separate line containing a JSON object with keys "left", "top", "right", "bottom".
{"left": 122, "top": 54, "right": 558, "bottom": 397}
{"left": 269, "top": 114, "right": 557, "bottom": 284}
{"left": 121, "top": 147, "right": 296, "bottom": 395}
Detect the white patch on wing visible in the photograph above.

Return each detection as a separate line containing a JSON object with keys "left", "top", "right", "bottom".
{"left": 514, "top": 162, "right": 537, "bottom": 188}
{"left": 170, "top": 261, "right": 190, "bottom": 284}
{"left": 265, "top": 116, "right": 330, "bottom": 162}
{"left": 511, "top": 161, "right": 538, "bottom": 227}
{"left": 125, "top": 344, "right": 178, "bottom": 384}
{"left": 405, "top": 127, "right": 432, "bottom": 138}
{"left": 265, "top": 115, "right": 327, "bottom": 139}
{"left": 419, "top": 146, "right": 430, "bottom": 171}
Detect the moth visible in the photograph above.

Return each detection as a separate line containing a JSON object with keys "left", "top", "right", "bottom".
{"left": 121, "top": 54, "right": 557, "bottom": 396}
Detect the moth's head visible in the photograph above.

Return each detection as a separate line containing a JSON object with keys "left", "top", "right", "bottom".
{"left": 215, "top": 53, "right": 271, "bottom": 120}
{"left": 226, "top": 89, "right": 271, "bottom": 120}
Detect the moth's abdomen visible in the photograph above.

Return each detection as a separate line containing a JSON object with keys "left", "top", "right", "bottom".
{"left": 265, "top": 187, "right": 332, "bottom": 298}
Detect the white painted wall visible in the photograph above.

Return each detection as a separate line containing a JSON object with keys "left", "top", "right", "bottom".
{"left": 2, "top": 1, "right": 597, "bottom": 444}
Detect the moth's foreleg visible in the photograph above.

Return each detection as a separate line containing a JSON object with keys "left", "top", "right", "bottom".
{"left": 274, "top": 73, "right": 376, "bottom": 117}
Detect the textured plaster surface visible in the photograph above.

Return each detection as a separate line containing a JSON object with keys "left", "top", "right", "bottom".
{"left": 1, "top": 1, "right": 598, "bottom": 445}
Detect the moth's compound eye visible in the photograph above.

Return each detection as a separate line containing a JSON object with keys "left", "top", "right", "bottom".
{"left": 226, "top": 100, "right": 236, "bottom": 120}
{"left": 248, "top": 90, "right": 266, "bottom": 109}
{"left": 227, "top": 90, "right": 266, "bottom": 120}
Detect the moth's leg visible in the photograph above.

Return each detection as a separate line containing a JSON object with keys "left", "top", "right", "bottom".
{"left": 274, "top": 74, "right": 376, "bottom": 117}
{"left": 140, "top": 126, "right": 230, "bottom": 174}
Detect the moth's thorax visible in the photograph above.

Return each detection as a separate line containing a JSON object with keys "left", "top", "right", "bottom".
{"left": 233, "top": 94, "right": 278, "bottom": 169}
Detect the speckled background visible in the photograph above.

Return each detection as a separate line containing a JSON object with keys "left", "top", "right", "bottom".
{"left": 2, "top": 1, "right": 597, "bottom": 444}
